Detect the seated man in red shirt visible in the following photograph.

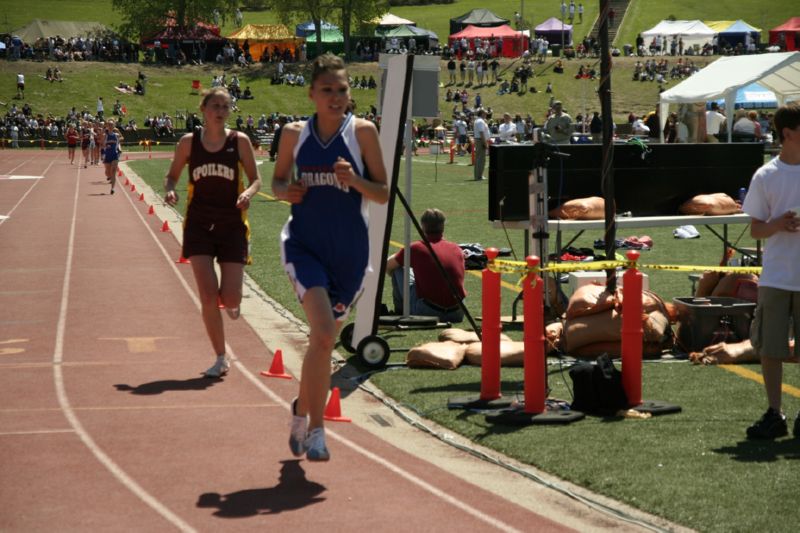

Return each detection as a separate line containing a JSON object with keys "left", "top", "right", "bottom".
{"left": 386, "top": 208, "right": 467, "bottom": 323}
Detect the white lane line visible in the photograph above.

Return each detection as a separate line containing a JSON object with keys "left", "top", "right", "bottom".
{"left": 0, "top": 161, "right": 55, "bottom": 228}
{"left": 6, "top": 175, "right": 45, "bottom": 180}
{"left": 53, "top": 164, "right": 196, "bottom": 532}
{"left": 0, "top": 429, "right": 75, "bottom": 436}
{"left": 123, "top": 171, "right": 521, "bottom": 533}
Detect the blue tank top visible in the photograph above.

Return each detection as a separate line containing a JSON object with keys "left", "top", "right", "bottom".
{"left": 105, "top": 131, "right": 119, "bottom": 154}
{"left": 287, "top": 113, "right": 369, "bottom": 257}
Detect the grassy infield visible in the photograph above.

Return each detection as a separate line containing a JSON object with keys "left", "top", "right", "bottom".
{"left": 4, "top": 1, "right": 800, "bottom": 530}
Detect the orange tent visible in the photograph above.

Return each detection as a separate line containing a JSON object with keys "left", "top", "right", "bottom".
{"left": 228, "top": 24, "right": 304, "bottom": 61}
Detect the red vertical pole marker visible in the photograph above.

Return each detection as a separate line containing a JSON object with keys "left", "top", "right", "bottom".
{"left": 523, "top": 256, "right": 546, "bottom": 414}
{"left": 480, "top": 247, "right": 502, "bottom": 401}
{"left": 621, "top": 250, "right": 643, "bottom": 407}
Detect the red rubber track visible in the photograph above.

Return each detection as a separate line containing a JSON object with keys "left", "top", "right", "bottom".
{"left": 0, "top": 151, "right": 575, "bottom": 532}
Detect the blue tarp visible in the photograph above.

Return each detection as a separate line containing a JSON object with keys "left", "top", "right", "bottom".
{"left": 711, "top": 82, "right": 777, "bottom": 109}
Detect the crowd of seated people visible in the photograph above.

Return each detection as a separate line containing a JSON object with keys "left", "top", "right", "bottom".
{"left": 632, "top": 59, "right": 700, "bottom": 82}
{"left": 574, "top": 64, "right": 597, "bottom": 80}
{"left": 44, "top": 67, "right": 63, "bottom": 82}
{"left": 349, "top": 75, "right": 377, "bottom": 89}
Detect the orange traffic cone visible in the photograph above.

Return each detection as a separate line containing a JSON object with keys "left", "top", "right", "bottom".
{"left": 148, "top": 205, "right": 155, "bottom": 215}
{"left": 175, "top": 254, "right": 191, "bottom": 264}
{"left": 130, "top": 184, "right": 136, "bottom": 192}
{"left": 260, "top": 349, "right": 292, "bottom": 380}
{"left": 117, "top": 169, "right": 123, "bottom": 177}
{"left": 138, "top": 193, "right": 145, "bottom": 202}
{"left": 124, "top": 178, "right": 130, "bottom": 186}
{"left": 124, "top": 154, "right": 129, "bottom": 161}
{"left": 160, "top": 220, "right": 171, "bottom": 232}
{"left": 323, "top": 387, "right": 351, "bottom": 422}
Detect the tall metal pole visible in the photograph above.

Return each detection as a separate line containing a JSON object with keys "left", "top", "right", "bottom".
{"left": 598, "top": 0, "right": 616, "bottom": 291}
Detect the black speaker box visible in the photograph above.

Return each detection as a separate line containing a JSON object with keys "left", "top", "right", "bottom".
{"left": 488, "top": 143, "right": 764, "bottom": 221}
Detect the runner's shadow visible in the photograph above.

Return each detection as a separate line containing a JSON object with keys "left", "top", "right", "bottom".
{"left": 114, "top": 377, "right": 220, "bottom": 395}
{"left": 197, "top": 460, "right": 326, "bottom": 517}
{"left": 713, "top": 439, "right": 800, "bottom": 463}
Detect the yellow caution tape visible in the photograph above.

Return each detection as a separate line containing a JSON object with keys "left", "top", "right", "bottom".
{"left": 489, "top": 258, "right": 761, "bottom": 276}
{"left": 640, "top": 263, "right": 762, "bottom": 275}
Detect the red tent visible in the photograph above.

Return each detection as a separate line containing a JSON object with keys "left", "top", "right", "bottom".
{"left": 769, "top": 17, "right": 800, "bottom": 51}
{"left": 448, "top": 24, "right": 528, "bottom": 58}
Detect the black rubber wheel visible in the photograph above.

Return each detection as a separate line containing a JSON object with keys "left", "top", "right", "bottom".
{"left": 339, "top": 323, "right": 356, "bottom": 353}
{"left": 356, "top": 335, "right": 391, "bottom": 368}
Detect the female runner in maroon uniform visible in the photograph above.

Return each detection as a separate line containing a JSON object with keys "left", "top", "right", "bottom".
{"left": 65, "top": 124, "right": 79, "bottom": 164}
{"left": 164, "top": 87, "right": 262, "bottom": 377}
{"left": 80, "top": 121, "right": 93, "bottom": 168}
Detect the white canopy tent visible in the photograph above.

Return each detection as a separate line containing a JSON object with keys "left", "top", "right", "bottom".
{"left": 641, "top": 20, "right": 714, "bottom": 50}
{"left": 659, "top": 52, "right": 800, "bottom": 141}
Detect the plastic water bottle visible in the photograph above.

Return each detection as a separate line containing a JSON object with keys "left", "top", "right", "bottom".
{"left": 738, "top": 187, "right": 747, "bottom": 204}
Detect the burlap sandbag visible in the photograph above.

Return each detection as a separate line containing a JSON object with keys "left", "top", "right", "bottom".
{"left": 643, "top": 310, "right": 671, "bottom": 343}
{"left": 549, "top": 196, "right": 605, "bottom": 220}
{"left": 438, "top": 328, "right": 480, "bottom": 343}
{"left": 695, "top": 271, "right": 722, "bottom": 297}
{"left": 712, "top": 273, "right": 759, "bottom": 302}
{"left": 565, "top": 284, "right": 617, "bottom": 320}
{"left": 571, "top": 341, "right": 665, "bottom": 359}
{"left": 438, "top": 328, "right": 511, "bottom": 344}
{"left": 566, "top": 308, "right": 669, "bottom": 351}
{"left": 464, "top": 341, "right": 525, "bottom": 366}
{"left": 565, "top": 310, "right": 622, "bottom": 350}
{"left": 678, "top": 193, "right": 739, "bottom": 216}
{"left": 406, "top": 341, "right": 466, "bottom": 370}
{"left": 615, "top": 288, "right": 669, "bottom": 314}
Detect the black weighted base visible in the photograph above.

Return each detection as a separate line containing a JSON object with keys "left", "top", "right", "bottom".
{"left": 447, "top": 396, "right": 515, "bottom": 410}
{"left": 485, "top": 407, "right": 585, "bottom": 426}
{"left": 633, "top": 400, "right": 682, "bottom": 416}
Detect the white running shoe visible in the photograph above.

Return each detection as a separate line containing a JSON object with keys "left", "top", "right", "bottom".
{"left": 225, "top": 306, "right": 240, "bottom": 320}
{"left": 203, "top": 355, "right": 230, "bottom": 378}
{"left": 288, "top": 398, "right": 308, "bottom": 457}
{"left": 304, "top": 427, "right": 330, "bottom": 462}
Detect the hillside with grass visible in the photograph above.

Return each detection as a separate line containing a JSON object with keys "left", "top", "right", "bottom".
{"left": 0, "top": 0, "right": 795, "bottom": 127}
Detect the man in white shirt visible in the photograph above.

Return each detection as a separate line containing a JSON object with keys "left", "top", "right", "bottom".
{"left": 498, "top": 113, "right": 516, "bottom": 142}
{"left": 473, "top": 110, "right": 490, "bottom": 180}
{"left": 706, "top": 102, "right": 726, "bottom": 142}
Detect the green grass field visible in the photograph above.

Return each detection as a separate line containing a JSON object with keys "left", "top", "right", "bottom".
{"left": 5, "top": 1, "right": 800, "bottom": 530}
{"left": 126, "top": 153, "right": 798, "bottom": 533}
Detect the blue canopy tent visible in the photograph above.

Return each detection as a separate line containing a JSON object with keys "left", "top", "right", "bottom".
{"left": 718, "top": 19, "right": 761, "bottom": 48}
{"left": 295, "top": 20, "right": 338, "bottom": 37}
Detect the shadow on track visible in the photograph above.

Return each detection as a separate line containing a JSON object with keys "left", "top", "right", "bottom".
{"left": 197, "top": 460, "right": 326, "bottom": 517}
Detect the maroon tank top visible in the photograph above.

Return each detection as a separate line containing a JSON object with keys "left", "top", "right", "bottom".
{"left": 187, "top": 129, "right": 241, "bottom": 211}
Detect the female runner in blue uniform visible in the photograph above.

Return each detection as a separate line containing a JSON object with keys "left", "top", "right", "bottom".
{"left": 164, "top": 87, "right": 261, "bottom": 378}
{"left": 102, "top": 119, "right": 124, "bottom": 194}
{"left": 272, "top": 54, "right": 389, "bottom": 461}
